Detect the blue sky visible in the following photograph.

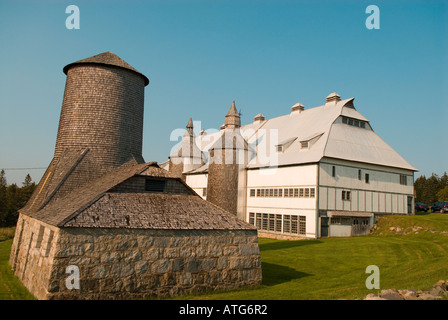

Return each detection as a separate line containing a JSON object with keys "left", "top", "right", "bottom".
{"left": 0, "top": 0, "right": 447, "bottom": 185}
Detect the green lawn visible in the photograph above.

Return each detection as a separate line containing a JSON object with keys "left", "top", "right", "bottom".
{"left": 0, "top": 238, "right": 36, "bottom": 300}
{"left": 0, "top": 213, "right": 447, "bottom": 300}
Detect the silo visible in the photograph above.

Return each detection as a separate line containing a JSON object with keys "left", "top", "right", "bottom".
{"left": 26, "top": 52, "right": 149, "bottom": 210}
{"left": 55, "top": 51, "right": 149, "bottom": 170}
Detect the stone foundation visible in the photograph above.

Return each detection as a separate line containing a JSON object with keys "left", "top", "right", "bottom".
{"left": 10, "top": 214, "right": 262, "bottom": 300}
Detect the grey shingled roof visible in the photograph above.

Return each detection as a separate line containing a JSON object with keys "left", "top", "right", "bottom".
{"left": 24, "top": 162, "right": 254, "bottom": 230}
{"left": 63, "top": 51, "right": 149, "bottom": 86}
{"left": 24, "top": 162, "right": 151, "bottom": 226}
{"left": 63, "top": 193, "right": 255, "bottom": 230}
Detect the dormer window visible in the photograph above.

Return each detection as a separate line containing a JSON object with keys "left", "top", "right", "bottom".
{"left": 276, "top": 137, "right": 297, "bottom": 153}
{"left": 299, "top": 132, "right": 323, "bottom": 151}
{"left": 342, "top": 116, "right": 367, "bottom": 129}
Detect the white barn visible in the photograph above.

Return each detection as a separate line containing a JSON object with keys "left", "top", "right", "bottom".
{"left": 162, "top": 92, "right": 417, "bottom": 239}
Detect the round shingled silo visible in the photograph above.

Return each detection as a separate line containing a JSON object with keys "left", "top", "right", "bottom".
{"left": 54, "top": 52, "right": 149, "bottom": 171}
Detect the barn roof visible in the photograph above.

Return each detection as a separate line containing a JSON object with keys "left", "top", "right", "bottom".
{"left": 184, "top": 94, "right": 417, "bottom": 172}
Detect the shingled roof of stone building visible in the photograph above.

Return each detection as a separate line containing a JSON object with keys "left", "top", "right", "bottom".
{"left": 24, "top": 162, "right": 254, "bottom": 230}
{"left": 63, "top": 51, "right": 149, "bottom": 85}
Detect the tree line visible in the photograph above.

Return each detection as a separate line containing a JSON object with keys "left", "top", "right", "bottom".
{"left": 0, "top": 170, "right": 36, "bottom": 227}
{"left": 414, "top": 172, "right": 448, "bottom": 206}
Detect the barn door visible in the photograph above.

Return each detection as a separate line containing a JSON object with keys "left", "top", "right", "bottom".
{"left": 320, "top": 217, "right": 329, "bottom": 237}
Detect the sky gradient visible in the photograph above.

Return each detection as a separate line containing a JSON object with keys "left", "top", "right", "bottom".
{"left": 1, "top": 0, "right": 447, "bottom": 185}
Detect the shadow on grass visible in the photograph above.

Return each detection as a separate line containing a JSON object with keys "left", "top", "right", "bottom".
{"left": 259, "top": 239, "right": 322, "bottom": 252}
{"left": 261, "top": 262, "right": 312, "bottom": 286}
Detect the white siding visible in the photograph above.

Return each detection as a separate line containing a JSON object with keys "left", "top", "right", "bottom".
{"left": 185, "top": 173, "right": 208, "bottom": 199}
{"left": 319, "top": 158, "right": 414, "bottom": 214}
{"left": 246, "top": 164, "right": 318, "bottom": 238}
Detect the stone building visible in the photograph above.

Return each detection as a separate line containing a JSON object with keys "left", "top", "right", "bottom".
{"left": 9, "top": 52, "right": 261, "bottom": 300}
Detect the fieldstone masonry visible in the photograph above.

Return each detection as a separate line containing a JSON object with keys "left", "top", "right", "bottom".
{"left": 12, "top": 214, "right": 261, "bottom": 300}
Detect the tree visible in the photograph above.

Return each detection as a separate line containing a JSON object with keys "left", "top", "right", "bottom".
{"left": 414, "top": 175, "right": 426, "bottom": 203}
{"left": 0, "top": 170, "right": 7, "bottom": 226}
{"left": 0, "top": 172, "right": 36, "bottom": 227}
{"left": 437, "top": 186, "right": 448, "bottom": 201}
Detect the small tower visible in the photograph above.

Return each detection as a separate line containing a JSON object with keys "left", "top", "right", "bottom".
{"left": 26, "top": 52, "right": 149, "bottom": 211}
{"left": 207, "top": 101, "right": 252, "bottom": 219}
{"left": 168, "top": 118, "right": 203, "bottom": 180}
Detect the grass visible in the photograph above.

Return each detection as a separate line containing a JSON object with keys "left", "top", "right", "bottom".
{"left": 0, "top": 228, "right": 36, "bottom": 299}
{"left": 0, "top": 213, "right": 447, "bottom": 300}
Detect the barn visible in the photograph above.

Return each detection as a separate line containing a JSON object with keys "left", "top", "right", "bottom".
{"left": 163, "top": 93, "right": 417, "bottom": 239}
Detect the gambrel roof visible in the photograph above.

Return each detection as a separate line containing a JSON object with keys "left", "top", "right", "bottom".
{"left": 185, "top": 94, "right": 417, "bottom": 172}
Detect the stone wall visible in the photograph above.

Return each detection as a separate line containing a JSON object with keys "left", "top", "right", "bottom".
{"left": 10, "top": 214, "right": 262, "bottom": 300}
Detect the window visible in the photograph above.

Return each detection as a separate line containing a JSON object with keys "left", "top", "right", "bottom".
{"left": 342, "top": 117, "right": 348, "bottom": 124}
{"left": 294, "top": 188, "right": 299, "bottom": 197}
{"left": 358, "top": 169, "right": 362, "bottom": 180}
{"left": 277, "top": 145, "right": 283, "bottom": 152}
{"left": 291, "top": 216, "right": 298, "bottom": 234}
{"left": 250, "top": 189, "right": 256, "bottom": 197}
{"left": 360, "top": 122, "right": 366, "bottom": 128}
{"left": 269, "top": 214, "right": 275, "bottom": 231}
{"left": 310, "top": 188, "right": 315, "bottom": 198}
{"left": 400, "top": 175, "right": 407, "bottom": 185}
{"left": 348, "top": 118, "right": 354, "bottom": 126}
{"left": 332, "top": 166, "right": 336, "bottom": 177}
{"left": 300, "top": 141, "right": 309, "bottom": 149}
{"left": 365, "top": 173, "right": 370, "bottom": 184}
{"left": 145, "top": 179, "right": 166, "bottom": 192}
{"left": 274, "top": 189, "right": 278, "bottom": 197}
{"left": 256, "top": 213, "right": 262, "bottom": 229}
{"left": 278, "top": 189, "right": 283, "bottom": 197}
{"left": 262, "top": 214, "right": 268, "bottom": 230}
{"left": 275, "top": 215, "right": 282, "bottom": 232}
{"left": 249, "top": 212, "right": 255, "bottom": 225}
{"left": 305, "top": 188, "right": 310, "bottom": 198}
{"left": 202, "top": 188, "right": 207, "bottom": 197}
{"left": 284, "top": 188, "right": 289, "bottom": 198}
{"left": 342, "top": 190, "right": 351, "bottom": 201}
{"left": 299, "top": 188, "right": 304, "bottom": 197}
{"left": 269, "top": 189, "right": 274, "bottom": 197}
{"left": 283, "top": 215, "right": 291, "bottom": 233}
{"left": 257, "top": 189, "right": 261, "bottom": 197}
{"left": 299, "top": 216, "right": 306, "bottom": 235}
